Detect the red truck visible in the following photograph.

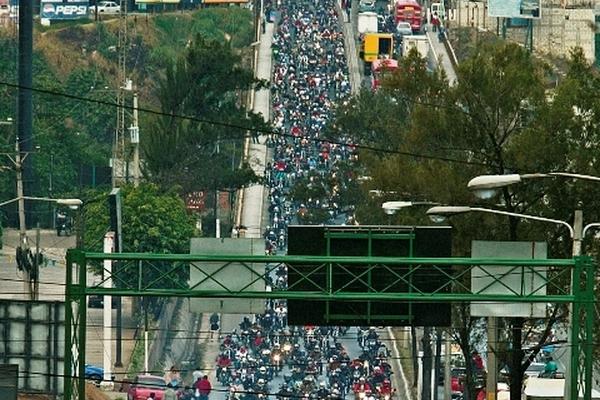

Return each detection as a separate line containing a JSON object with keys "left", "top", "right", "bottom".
{"left": 394, "top": 0, "right": 424, "bottom": 33}
{"left": 127, "top": 374, "right": 166, "bottom": 400}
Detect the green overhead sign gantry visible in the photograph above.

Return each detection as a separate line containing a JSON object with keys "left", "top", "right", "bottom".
{"left": 63, "top": 250, "right": 596, "bottom": 400}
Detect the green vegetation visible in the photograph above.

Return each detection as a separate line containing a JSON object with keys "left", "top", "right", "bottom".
{"left": 0, "top": 8, "right": 255, "bottom": 229}
{"left": 332, "top": 43, "right": 600, "bottom": 400}
{"left": 83, "top": 184, "right": 195, "bottom": 254}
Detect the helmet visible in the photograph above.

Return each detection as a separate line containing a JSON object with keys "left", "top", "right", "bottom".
{"left": 258, "top": 378, "right": 265, "bottom": 384}
{"left": 260, "top": 366, "right": 267, "bottom": 373}
{"left": 320, "top": 381, "right": 326, "bottom": 388}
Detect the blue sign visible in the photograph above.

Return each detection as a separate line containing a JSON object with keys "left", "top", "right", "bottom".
{"left": 40, "top": 0, "right": 88, "bottom": 19}
{"left": 488, "top": 0, "right": 540, "bottom": 19}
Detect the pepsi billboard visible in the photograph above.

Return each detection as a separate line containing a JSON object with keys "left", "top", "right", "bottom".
{"left": 40, "top": 0, "right": 88, "bottom": 19}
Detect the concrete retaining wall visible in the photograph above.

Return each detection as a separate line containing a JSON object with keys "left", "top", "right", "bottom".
{"left": 445, "top": 1, "right": 596, "bottom": 62}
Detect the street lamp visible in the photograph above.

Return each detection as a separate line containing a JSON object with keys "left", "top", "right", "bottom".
{"left": 426, "top": 204, "right": 599, "bottom": 400}
{"left": 382, "top": 200, "right": 439, "bottom": 213}
{"left": 426, "top": 206, "right": 577, "bottom": 237}
{"left": 381, "top": 201, "right": 440, "bottom": 224}
{"left": 468, "top": 172, "right": 600, "bottom": 199}
{"left": 468, "top": 171, "right": 600, "bottom": 400}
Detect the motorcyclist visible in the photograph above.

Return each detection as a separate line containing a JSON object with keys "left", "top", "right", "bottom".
{"left": 277, "top": 383, "right": 294, "bottom": 400}
{"left": 353, "top": 377, "right": 372, "bottom": 396}
{"left": 216, "top": 352, "right": 232, "bottom": 381}
{"left": 371, "top": 366, "right": 386, "bottom": 386}
{"left": 377, "top": 379, "right": 393, "bottom": 399}
{"left": 316, "top": 381, "right": 330, "bottom": 398}
{"left": 539, "top": 357, "right": 559, "bottom": 378}
{"left": 256, "top": 366, "right": 270, "bottom": 382}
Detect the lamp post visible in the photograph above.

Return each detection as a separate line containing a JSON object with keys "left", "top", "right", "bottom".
{"left": 468, "top": 172, "right": 600, "bottom": 400}
{"left": 381, "top": 200, "right": 443, "bottom": 400}
{"left": 426, "top": 205, "right": 599, "bottom": 400}
{"left": 0, "top": 196, "right": 82, "bottom": 300}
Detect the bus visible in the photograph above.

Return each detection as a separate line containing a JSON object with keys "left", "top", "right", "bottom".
{"left": 371, "top": 59, "right": 398, "bottom": 90}
{"left": 394, "top": 0, "right": 424, "bottom": 33}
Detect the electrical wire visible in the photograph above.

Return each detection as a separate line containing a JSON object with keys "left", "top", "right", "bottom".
{"left": 0, "top": 80, "right": 488, "bottom": 167}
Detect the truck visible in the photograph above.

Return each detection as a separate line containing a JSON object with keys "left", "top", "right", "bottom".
{"left": 401, "top": 34, "right": 429, "bottom": 59}
{"left": 358, "top": 11, "right": 378, "bottom": 34}
{"left": 394, "top": 0, "right": 424, "bottom": 33}
{"left": 360, "top": 33, "right": 394, "bottom": 74}
{"left": 371, "top": 59, "right": 398, "bottom": 90}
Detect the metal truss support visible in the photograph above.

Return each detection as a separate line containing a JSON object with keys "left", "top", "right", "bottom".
{"left": 62, "top": 251, "right": 596, "bottom": 400}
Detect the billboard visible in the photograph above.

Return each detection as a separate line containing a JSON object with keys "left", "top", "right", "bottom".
{"left": 40, "top": 0, "right": 89, "bottom": 19}
{"left": 488, "top": 0, "right": 541, "bottom": 19}
{"left": 470, "top": 241, "right": 547, "bottom": 318}
{"left": 0, "top": 301, "right": 64, "bottom": 396}
{"left": 287, "top": 225, "right": 453, "bottom": 327}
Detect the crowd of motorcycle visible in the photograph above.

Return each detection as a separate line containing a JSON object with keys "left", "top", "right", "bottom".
{"left": 263, "top": 0, "right": 360, "bottom": 257}
{"left": 212, "top": 0, "right": 397, "bottom": 398}
{"left": 216, "top": 321, "right": 396, "bottom": 400}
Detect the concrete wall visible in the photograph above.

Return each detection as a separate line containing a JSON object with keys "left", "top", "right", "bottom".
{"left": 444, "top": 0, "right": 596, "bottom": 62}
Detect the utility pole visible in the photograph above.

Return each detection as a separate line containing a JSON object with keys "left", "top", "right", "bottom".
{"left": 112, "top": 0, "right": 129, "bottom": 187}
{"left": 101, "top": 232, "right": 114, "bottom": 390}
{"left": 15, "top": 139, "right": 33, "bottom": 300}
{"left": 444, "top": 332, "right": 451, "bottom": 400}
{"left": 564, "top": 209, "right": 583, "bottom": 400}
{"left": 487, "top": 317, "right": 498, "bottom": 400}
{"left": 422, "top": 327, "right": 433, "bottom": 400}
{"left": 130, "top": 92, "right": 140, "bottom": 187}
{"left": 17, "top": 0, "right": 33, "bottom": 229}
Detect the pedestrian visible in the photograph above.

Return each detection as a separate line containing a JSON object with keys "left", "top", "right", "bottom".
{"left": 164, "top": 365, "right": 181, "bottom": 386}
{"left": 209, "top": 312, "right": 220, "bottom": 339}
{"left": 431, "top": 12, "right": 440, "bottom": 32}
{"left": 164, "top": 383, "right": 177, "bottom": 400}
{"left": 194, "top": 375, "right": 212, "bottom": 400}
{"left": 192, "top": 366, "right": 203, "bottom": 384}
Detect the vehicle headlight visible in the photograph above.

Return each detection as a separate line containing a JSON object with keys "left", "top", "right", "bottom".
{"left": 274, "top": 354, "right": 281, "bottom": 361}
{"left": 359, "top": 392, "right": 366, "bottom": 399}
{"left": 284, "top": 344, "right": 291, "bottom": 351}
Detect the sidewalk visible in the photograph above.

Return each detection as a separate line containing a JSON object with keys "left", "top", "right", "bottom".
{"left": 425, "top": 24, "right": 458, "bottom": 85}
{"left": 240, "top": 20, "right": 274, "bottom": 239}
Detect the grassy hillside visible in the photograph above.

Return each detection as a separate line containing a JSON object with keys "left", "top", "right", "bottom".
{"left": 0, "top": 7, "right": 254, "bottom": 227}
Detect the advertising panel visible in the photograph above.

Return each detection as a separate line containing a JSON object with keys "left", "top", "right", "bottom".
{"left": 470, "top": 241, "right": 547, "bottom": 318}
{"left": 488, "top": 0, "right": 541, "bottom": 19}
{"left": 40, "top": 0, "right": 88, "bottom": 20}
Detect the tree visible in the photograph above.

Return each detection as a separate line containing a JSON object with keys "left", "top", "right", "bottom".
{"left": 83, "top": 184, "right": 196, "bottom": 307}
{"left": 143, "top": 35, "right": 266, "bottom": 194}
{"left": 332, "top": 42, "right": 600, "bottom": 399}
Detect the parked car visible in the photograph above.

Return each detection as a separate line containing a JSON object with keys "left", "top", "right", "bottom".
{"left": 85, "top": 364, "right": 114, "bottom": 384}
{"left": 127, "top": 374, "right": 166, "bottom": 400}
{"left": 359, "top": 0, "right": 376, "bottom": 12}
{"left": 451, "top": 367, "right": 466, "bottom": 393}
{"left": 396, "top": 21, "right": 413, "bottom": 36}
{"left": 93, "top": 1, "right": 120, "bottom": 14}
{"left": 88, "top": 295, "right": 117, "bottom": 309}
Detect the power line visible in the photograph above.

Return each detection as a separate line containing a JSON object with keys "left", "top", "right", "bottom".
{"left": 0, "top": 80, "right": 488, "bottom": 167}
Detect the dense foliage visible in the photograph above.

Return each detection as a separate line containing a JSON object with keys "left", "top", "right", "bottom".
{"left": 331, "top": 43, "right": 600, "bottom": 400}
{"left": 143, "top": 34, "right": 265, "bottom": 193}
{"left": 0, "top": 8, "right": 255, "bottom": 228}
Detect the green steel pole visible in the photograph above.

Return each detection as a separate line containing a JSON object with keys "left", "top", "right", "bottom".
{"left": 77, "top": 255, "right": 87, "bottom": 400}
{"left": 583, "top": 258, "right": 594, "bottom": 400}
{"left": 64, "top": 251, "right": 73, "bottom": 400}
{"left": 569, "top": 258, "right": 582, "bottom": 400}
